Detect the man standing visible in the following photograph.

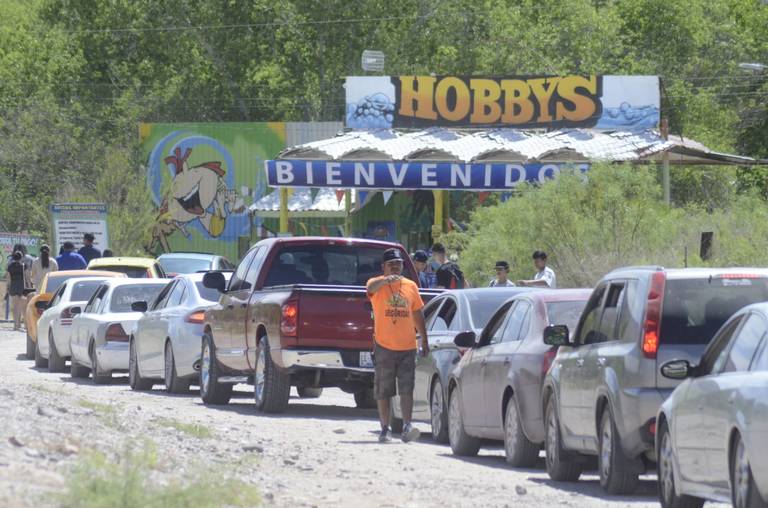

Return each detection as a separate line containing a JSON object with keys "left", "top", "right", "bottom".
{"left": 432, "top": 243, "right": 465, "bottom": 289}
{"left": 517, "top": 250, "right": 557, "bottom": 288}
{"left": 78, "top": 233, "right": 102, "bottom": 264}
{"left": 56, "top": 242, "right": 87, "bottom": 270}
{"left": 489, "top": 261, "right": 515, "bottom": 287}
{"left": 367, "top": 248, "right": 429, "bottom": 443}
{"left": 412, "top": 250, "right": 433, "bottom": 288}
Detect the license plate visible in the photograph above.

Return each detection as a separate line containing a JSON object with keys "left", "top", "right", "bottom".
{"left": 359, "top": 351, "right": 374, "bottom": 368}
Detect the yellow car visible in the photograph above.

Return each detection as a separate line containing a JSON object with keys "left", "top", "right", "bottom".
{"left": 25, "top": 270, "right": 126, "bottom": 359}
{"left": 87, "top": 257, "right": 166, "bottom": 279}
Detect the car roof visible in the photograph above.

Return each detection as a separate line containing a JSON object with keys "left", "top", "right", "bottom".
{"left": 254, "top": 236, "right": 407, "bottom": 250}
{"left": 606, "top": 266, "right": 768, "bottom": 280}
{"left": 46, "top": 269, "right": 125, "bottom": 277}
{"left": 442, "top": 287, "right": 539, "bottom": 298}
{"left": 59, "top": 276, "right": 113, "bottom": 286}
{"left": 88, "top": 257, "right": 157, "bottom": 268}
{"left": 158, "top": 253, "right": 218, "bottom": 260}
{"left": 177, "top": 272, "right": 232, "bottom": 283}
{"left": 99, "top": 278, "right": 169, "bottom": 288}
{"left": 523, "top": 288, "right": 593, "bottom": 302}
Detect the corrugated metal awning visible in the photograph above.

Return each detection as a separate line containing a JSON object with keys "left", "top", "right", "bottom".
{"left": 249, "top": 188, "right": 353, "bottom": 217}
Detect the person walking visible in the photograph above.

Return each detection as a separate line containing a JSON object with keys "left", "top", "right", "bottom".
{"left": 489, "top": 261, "right": 515, "bottom": 287}
{"left": 31, "top": 244, "right": 58, "bottom": 292}
{"left": 6, "top": 251, "right": 26, "bottom": 330}
{"left": 55, "top": 242, "right": 87, "bottom": 270}
{"left": 412, "top": 250, "right": 434, "bottom": 288}
{"left": 11, "top": 243, "right": 34, "bottom": 291}
{"left": 517, "top": 250, "right": 557, "bottom": 288}
{"left": 367, "top": 248, "right": 429, "bottom": 443}
{"left": 432, "top": 243, "right": 465, "bottom": 289}
{"left": 77, "top": 233, "right": 102, "bottom": 265}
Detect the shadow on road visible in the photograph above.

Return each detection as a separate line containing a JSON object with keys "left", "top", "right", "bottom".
{"left": 528, "top": 476, "right": 658, "bottom": 502}
{"left": 16, "top": 354, "right": 28, "bottom": 361}
{"left": 202, "top": 400, "right": 378, "bottom": 421}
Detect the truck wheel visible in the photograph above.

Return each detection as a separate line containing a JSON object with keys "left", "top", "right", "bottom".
{"left": 254, "top": 336, "right": 290, "bottom": 413}
{"left": 658, "top": 422, "right": 703, "bottom": 508}
{"left": 90, "top": 344, "right": 111, "bottom": 385}
{"left": 448, "top": 386, "right": 480, "bottom": 456}
{"left": 200, "top": 333, "right": 232, "bottom": 405}
{"left": 48, "top": 332, "right": 66, "bottom": 373}
{"left": 430, "top": 379, "right": 449, "bottom": 443}
{"left": 504, "top": 395, "right": 540, "bottom": 467}
{"left": 545, "top": 395, "right": 583, "bottom": 481}
{"left": 26, "top": 332, "right": 35, "bottom": 359}
{"left": 129, "top": 338, "right": 153, "bottom": 391}
{"left": 599, "top": 408, "right": 640, "bottom": 495}
{"left": 164, "top": 341, "right": 190, "bottom": 394}
{"left": 34, "top": 338, "right": 48, "bottom": 369}
{"left": 70, "top": 357, "right": 90, "bottom": 379}
{"left": 390, "top": 402, "right": 404, "bottom": 434}
{"left": 297, "top": 386, "right": 323, "bottom": 398}
{"left": 354, "top": 389, "right": 376, "bottom": 409}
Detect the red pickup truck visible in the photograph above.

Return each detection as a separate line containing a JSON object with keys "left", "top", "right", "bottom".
{"left": 200, "top": 237, "right": 441, "bottom": 413}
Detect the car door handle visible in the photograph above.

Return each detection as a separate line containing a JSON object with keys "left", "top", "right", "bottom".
{"left": 576, "top": 359, "right": 585, "bottom": 367}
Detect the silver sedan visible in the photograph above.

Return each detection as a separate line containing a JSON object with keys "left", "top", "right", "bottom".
{"left": 129, "top": 272, "right": 231, "bottom": 393}
{"left": 657, "top": 302, "right": 768, "bottom": 508}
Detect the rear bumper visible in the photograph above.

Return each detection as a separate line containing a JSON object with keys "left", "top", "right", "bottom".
{"left": 95, "top": 342, "right": 129, "bottom": 373}
{"left": 273, "top": 348, "right": 374, "bottom": 374}
{"left": 616, "top": 387, "right": 673, "bottom": 461}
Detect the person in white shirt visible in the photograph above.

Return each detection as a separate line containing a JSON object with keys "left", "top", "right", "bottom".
{"left": 517, "top": 251, "right": 556, "bottom": 288}
{"left": 489, "top": 260, "right": 515, "bottom": 287}
{"left": 31, "top": 244, "right": 58, "bottom": 291}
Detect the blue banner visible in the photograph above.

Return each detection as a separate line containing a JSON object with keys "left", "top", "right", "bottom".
{"left": 265, "top": 160, "right": 589, "bottom": 190}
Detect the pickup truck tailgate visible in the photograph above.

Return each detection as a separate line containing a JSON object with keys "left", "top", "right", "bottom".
{"left": 296, "top": 287, "right": 373, "bottom": 350}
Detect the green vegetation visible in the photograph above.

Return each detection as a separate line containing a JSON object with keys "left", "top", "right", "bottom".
{"left": 78, "top": 399, "right": 121, "bottom": 429}
{"left": 155, "top": 418, "right": 213, "bottom": 439}
{"left": 449, "top": 163, "right": 768, "bottom": 287}
{"left": 59, "top": 443, "right": 260, "bottom": 508}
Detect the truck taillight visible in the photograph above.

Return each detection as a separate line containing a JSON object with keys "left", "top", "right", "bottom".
{"left": 105, "top": 323, "right": 129, "bottom": 342}
{"left": 542, "top": 347, "right": 558, "bottom": 375}
{"left": 185, "top": 311, "right": 206, "bottom": 324}
{"left": 280, "top": 301, "right": 299, "bottom": 337}
{"left": 642, "top": 271, "right": 666, "bottom": 359}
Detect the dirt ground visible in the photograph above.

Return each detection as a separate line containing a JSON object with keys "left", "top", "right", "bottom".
{"left": 0, "top": 323, "right": 727, "bottom": 507}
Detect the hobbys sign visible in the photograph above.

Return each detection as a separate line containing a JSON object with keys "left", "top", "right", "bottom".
{"left": 345, "top": 75, "right": 660, "bottom": 130}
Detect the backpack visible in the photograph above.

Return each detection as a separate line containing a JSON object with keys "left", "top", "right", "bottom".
{"left": 438, "top": 262, "right": 465, "bottom": 289}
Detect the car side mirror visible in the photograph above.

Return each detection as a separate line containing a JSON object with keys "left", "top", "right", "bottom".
{"left": 203, "top": 271, "right": 227, "bottom": 293}
{"left": 69, "top": 306, "right": 82, "bottom": 316}
{"left": 660, "top": 359, "right": 693, "bottom": 380}
{"left": 35, "top": 301, "right": 49, "bottom": 311}
{"left": 543, "top": 325, "right": 571, "bottom": 347}
{"left": 131, "top": 301, "right": 148, "bottom": 313}
{"left": 453, "top": 331, "right": 476, "bottom": 348}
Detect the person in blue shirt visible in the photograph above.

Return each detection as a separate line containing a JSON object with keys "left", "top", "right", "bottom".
{"left": 56, "top": 242, "right": 87, "bottom": 270}
{"left": 412, "top": 250, "right": 434, "bottom": 288}
{"left": 77, "top": 233, "right": 102, "bottom": 264}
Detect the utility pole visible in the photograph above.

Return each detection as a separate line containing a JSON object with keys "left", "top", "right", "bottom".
{"left": 660, "top": 118, "right": 671, "bottom": 204}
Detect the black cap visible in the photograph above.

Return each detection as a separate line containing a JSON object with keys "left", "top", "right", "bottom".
{"left": 413, "top": 250, "right": 428, "bottom": 262}
{"left": 533, "top": 250, "right": 547, "bottom": 260}
{"left": 495, "top": 260, "right": 509, "bottom": 269}
{"left": 431, "top": 243, "right": 446, "bottom": 253}
{"left": 84, "top": 233, "right": 95, "bottom": 241}
{"left": 382, "top": 248, "right": 404, "bottom": 263}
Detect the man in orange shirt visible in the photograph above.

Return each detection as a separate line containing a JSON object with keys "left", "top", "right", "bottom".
{"left": 367, "top": 248, "right": 429, "bottom": 443}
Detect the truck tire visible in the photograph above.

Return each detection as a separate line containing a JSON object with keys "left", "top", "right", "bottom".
{"left": 297, "top": 386, "right": 323, "bottom": 398}
{"left": 48, "top": 332, "right": 66, "bottom": 373}
{"left": 164, "top": 341, "right": 190, "bottom": 394}
{"left": 254, "top": 336, "right": 290, "bottom": 413}
{"left": 200, "top": 332, "right": 232, "bottom": 405}
{"left": 34, "top": 339, "right": 48, "bottom": 369}
{"left": 26, "top": 332, "right": 34, "bottom": 359}
{"left": 545, "top": 395, "right": 583, "bottom": 482}
{"left": 129, "top": 338, "right": 154, "bottom": 391}
{"left": 354, "top": 388, "right": 376, "bottom": 409}
{"left": 599, "top": 408, "right": 640, "bottom": 495}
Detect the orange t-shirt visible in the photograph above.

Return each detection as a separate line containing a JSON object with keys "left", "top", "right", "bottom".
{"left": 367, "top": 276, "right": 424, "bottom": 351}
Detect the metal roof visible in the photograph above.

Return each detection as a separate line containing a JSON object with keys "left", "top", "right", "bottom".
{"left": 249, "top": 188, "right": 353, "bottom": 217}
{"left": 277, "top": 127, "right": 763, "bottom": 166}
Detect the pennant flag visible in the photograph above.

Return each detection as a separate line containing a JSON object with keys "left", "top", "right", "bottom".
{"left": 358, "top": 190, "right": 369, "bottom": 206}
{"left": 310, "top": 188, "right": 320, "bottom": 202}
{"left": 500, "top": 192, "right": 513, "bottom": 202}
{"left": 335, "top": 189, "right": 345, "bottom": 204}
{"left": 382, "top": 190, "right": 394, "bottom": 205}
{"left": 478, "top": 191, "right": 491, "bottom": 204}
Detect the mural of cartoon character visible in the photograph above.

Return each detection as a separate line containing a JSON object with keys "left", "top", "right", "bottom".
{"left": 150, "top": 147, "right": 245, "bottom": 251}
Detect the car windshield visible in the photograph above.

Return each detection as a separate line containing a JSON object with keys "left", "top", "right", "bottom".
{"left": 263, "top": 245, "right": 417, "bottom": 286}
{"left": 196, "top": 281, "right": 224, "bottom": 302}
{"left": 45, "top": 274, "right": 105, "bottom": 293}
{"left": 160, "top": 257, "right": 211, "bottom": 274}
{"left": 546, "top": 300, "right": 588, "bottom": 332}
{"left": 467, "top": 293, "right": 521, "bottom": 329}
{"left": 96, "top": 266, "right": 150, "bottom": 278}
{"left": 660, "top": 277, "right": 768, "bottom": 345}
{"left": 110, "top": 284, "right": 166, "bottom": 312}
{"left": 71, "top": 280, "right": 105, "bottom": 301}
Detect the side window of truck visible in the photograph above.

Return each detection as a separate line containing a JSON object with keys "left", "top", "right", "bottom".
{"left": 593, "top": 282, "right": 625, "bottom": 343}
{"left": 229, "top": 248, "right": 259, "bottom": 292}
{"left": 575, "top": 283, "right": 608, "bottom": 345}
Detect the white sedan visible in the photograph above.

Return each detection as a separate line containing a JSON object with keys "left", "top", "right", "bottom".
{"left": 35, "top": 277, "right": 111, "bottom": 372}
{"left": 657, "top": 302, "right": 768, "bottom": 508}
{"left": 130, "top": 272, "right": 231, "bottom": 393}
{"left": 69, "top": 279, "right": 167, "bottom": 384}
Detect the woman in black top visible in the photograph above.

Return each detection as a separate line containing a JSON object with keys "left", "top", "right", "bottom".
{"left": 6, "top": 251, "right": 26, "bottom": 330}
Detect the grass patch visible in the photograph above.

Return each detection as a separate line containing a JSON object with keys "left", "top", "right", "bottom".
{"left": 78, "top": 399, "right": 120, "bottom": 429}
{"left": 59, "top": 443, "right": 260, "bottom": 508}
{"left": 155, "top": 417, "right": 213, "bottom": 439}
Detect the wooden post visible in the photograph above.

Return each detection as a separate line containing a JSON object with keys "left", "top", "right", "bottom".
{"left": 344, "top": 190, "right": 352, "bottom": 237}
{"left": 660, "top": 118, "right": 671, "bottom": 204}
{"left": 279, "top": 187, "right": 289, "bottom": 233}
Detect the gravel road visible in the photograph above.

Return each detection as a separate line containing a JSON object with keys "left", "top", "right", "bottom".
{"left": 0, "top": 323, "right": 726, "bottom": 508}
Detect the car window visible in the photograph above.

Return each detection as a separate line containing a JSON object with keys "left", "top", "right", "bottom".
{"left": 717, "top": 313, "right": 767, "bottom": 373}
{"left": 84, "top": 285, "right": 108, "bottom": 314}
{"left": 466, "top": 292, "right": 523, "bottom": 330}
{"left": 545, "top": 300, "right": 589, "bottom": 333}
{"left": 702, "top": 316, "right": 744, "bottom": 375}
{"left": 616, "top": 280, "right": 642, "bottom": 341}
{"left": 502, "top": 301, "right": 531, "bottom": 342}
{"left": 485, "top": 302, "right": 515, "bottom": 345}
{"left": 229, "top": 248, "right": 259, "bottom": 292}
{"left": 220, "top": 258, "right": 235, "bottom": 270}
{"left": 593, "top": 282, "right": 625, "bottom": 343}
{"left": 575, "top": 284, "right": 607, "bottom": 345}
{"left": 431, "top": 298, "right": 458, "bottom": 332}
{"left": 751, "top": 338, "right": 768, "bottom": 371}
{"left": 154, "top": 263, "right": 166, "bottom": 278}
{"left": 167, "top": 281, "right": 187, "bottom": 308}
{"left": 71, "top": 280, "right": 105, "bottom": 302}
{"left": 110, "top": 284, "right": 166, "bottom": 313}
{"left": 160, "top": 257, "right": 212, "bottom": 274}
{"left": 195, "top": 280, "right": 227, "bottom": 303}
{"left": 45, "top": 275, "right": 72, "bottom": 294}
{"left": 246, "top": 247, "right": 269, "bottom": 288}
{"left": 94, "top": 265, "right": 151, "bottom": 278}
{"left": 49, "top": 284, "right": 66, "bottom": 307}
{"left": 422, "top": 298, "right": 442, "bottom": 329}
{"left": 151, "top": 282, "right": 175, "bottom": 311}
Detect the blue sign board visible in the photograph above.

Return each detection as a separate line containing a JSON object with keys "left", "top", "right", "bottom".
{"left": 265, "top": 160, "right": 589, "bottom": 190}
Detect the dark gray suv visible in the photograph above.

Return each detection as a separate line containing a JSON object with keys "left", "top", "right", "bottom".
{"left": 541, "top": 267, "right": 768, "bottom": 495}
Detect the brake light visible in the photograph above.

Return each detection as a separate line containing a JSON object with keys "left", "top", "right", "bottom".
{"left": 715, "top": 273, "right": 762, "bottom": 279}
{"left": 105, "top": 323, "right": 129, "bottom": 342}
{"left": 60, "top": 306, "right": 76, "bottom": 325}
{"left": 185, "top": 310, "right": 206, "bottom": 324}
{"left": 642, "top": 271, "right": 666, "bottom": 359}
{"left": 542, "top": 348, "right": 557, "bottom": 375}
{"left": 280, "top": 300, "right": 299, "bottom": 337}
{"left": 649, "top": 420, "right": 657, "bottom": 436}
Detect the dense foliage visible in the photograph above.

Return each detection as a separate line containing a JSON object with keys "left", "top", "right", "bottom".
{"left": 0, "top": 0, "right": 767, "bottom": 256}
